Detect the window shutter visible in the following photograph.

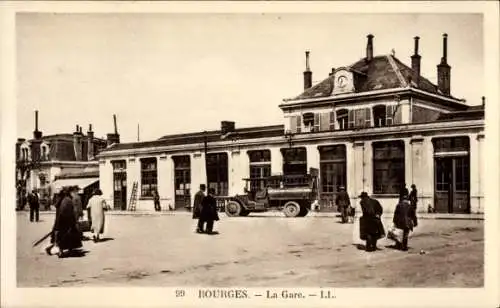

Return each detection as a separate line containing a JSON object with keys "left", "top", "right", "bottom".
{"left": 394, "top": 106, "right": 402, "bottom": 124}
{"left": 329, "top": 111, "right": 336, "bottom": 130}
{"left": 290, "top": 116, "right": 297, "bottom": 133}
{"left": 364, "top": 108, "right": 372, "bottom": 127}
{"left": 320, "top": 112, "right": 330, "bottom": 131}
{"left": 348, "top": 110, "right": 355, "bottom": 128}
{"left": 355, "top": 109, "right": 365, "bottom": 127}
{"left": 296, "top": 115, "right": 302, "bottom": 133}
{"left": 386, "top": 105, "right": 394, "bottom": 126}
{"left": 313, "top": 113, "right": 320, "bottom": 132}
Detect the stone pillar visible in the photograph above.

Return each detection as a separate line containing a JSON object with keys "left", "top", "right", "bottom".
{"left": 477, "top": 134, "right": 485, "bottom": 214}
{"left": 270, "top": 147, "right": 283, "bottom": 175}
{"left": 422, "top": 137, "right": 435, "bottom": 211}
{"left": 305, "top": 144, "right": 320, "bottom": 171}
{"left": 404, "top": 138, "right": 413, "bottom": 188}
{"left": 99, "top": 159, "right": 114, "bottom": 206}
{"left": 191, "top": 152, "right": 207, "bottom": 206}
{"left": 363, "top": 141, "right": 373, "bottom": 194}
{"left": 469, "top": 133, "right": 482, "bottom": 213}
{"left": 346, "top": 142, "right": 356, "bottom": 198}
{"left": 400, "top": 99, "right": 411, "bottom": 124}
{"left": 410, "top": 136, "right": 425, "bottom": 213}
{"left": 229, "top": 149, "right": 248, "bottom": 196}
{"left": 352, "top": 141, "right": 365, "bottom": 196}
{"left": 158, "top": 154, "right": 174, "bottom": 210}
{"left": 126, "top": 156, "right": 140, "bottom": 209}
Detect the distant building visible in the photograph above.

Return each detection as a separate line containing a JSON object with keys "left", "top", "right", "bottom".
{"left": 97, "top": 34, "right": 485, "bottom": 214}
{"left": 15, "top": 111, "right": 119, "bottom": 209}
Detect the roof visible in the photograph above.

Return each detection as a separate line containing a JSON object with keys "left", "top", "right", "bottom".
{"left": 101, "top": 125, "right": 285, "bottom": 152}
{"left": 54, "top": 170, "right": 100, "bottom": 180}
{"left": 437, "top": 104, "right": 485, "bottom": 121}
{"left": 292, "top": 55, "right": 459, "bottom": 101}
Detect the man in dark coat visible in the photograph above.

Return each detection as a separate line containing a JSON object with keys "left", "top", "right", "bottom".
{"left": 200, "top": 188, "right": 219, "bottom": 235}
{"left": 409, "top": 184, "right": 418, "bottom": 227}
{"left": 359, "top": 192, "right": 385, "bottom": 252}
{"left": 28, "top": 189, "right": 40, "bottom": 222}
{"left": 392, "top": 193, "right": 416, "bottom": 251}
{"left": 153, "top": 189, "right": 161, "bottom": 211}
{"left": 335, "top": 186, "right": 351, "bottom": 223}
{"left": 193, "top": 184, "right": 206, "bottom": 233}
{"left": 53, "top": 188, "right": 83, "bottom": 257}
{"left": 399, "top": 183, "right": 409, "bottom": 201}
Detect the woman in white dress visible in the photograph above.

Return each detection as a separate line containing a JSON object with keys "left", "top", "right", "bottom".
{"left": 87, "top": 189, "right": 108, "bottom": 242}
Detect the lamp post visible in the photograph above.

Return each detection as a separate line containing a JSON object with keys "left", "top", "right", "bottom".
{"left": 203, "top": 130, "right": 209, "bottom": 188}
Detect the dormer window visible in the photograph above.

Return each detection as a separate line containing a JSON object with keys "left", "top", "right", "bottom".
{"left": 303, "top": 112, "right": 314, "bottom": 132}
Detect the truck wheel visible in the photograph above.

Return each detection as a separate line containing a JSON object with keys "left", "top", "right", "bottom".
{"left": 225, "top": 201, "right": 242, "bottom": 217}
{"left": 283, "top": 201, "right": 301, "bottom": 217}
{"left": 298, "top": 206, "right": 309, "bottom": 217}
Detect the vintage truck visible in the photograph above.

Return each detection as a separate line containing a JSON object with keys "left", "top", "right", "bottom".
{"left": 224, "top": 168, "right": 319, "bottom": 217}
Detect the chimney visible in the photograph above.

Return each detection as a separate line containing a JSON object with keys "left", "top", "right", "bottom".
{"left": 87, "top": 124, "right": 95, "bottom": 160}
{"left": 107, "top": 114, "right": 120, "bottom": 146}
{"left": 411, "top": 36, "right": 421, "bottom": 83}
{"left": 73, "top": 124, "right": 83, "bottom": 161}
{"left": 221, "top": 121, "right": 235, "bottom": 136}
{"left": 16, "top": 138, "right": 26, "bottom": 161}
{"left": 33, "top": 110, "right": 42, "bottom": 139}
{"left": 303, "top": 51, "right": 312, "bottom": 90}
{"left": 482, "top": 96, "right": 485, "bottom": 108}
{"left": 329, "top": 67, "right": 335, "bottom": 76}
{"left": 366, "top": 34, "right": 374, "bottom": 61}
{"left": 437, "top": 33, "right": 451, "bottom": 95}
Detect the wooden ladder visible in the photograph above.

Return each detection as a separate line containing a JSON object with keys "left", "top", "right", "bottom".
{"left": 128, "top": 182, "right": 138, "bottom": 211}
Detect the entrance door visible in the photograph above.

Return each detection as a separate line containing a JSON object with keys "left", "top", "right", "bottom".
{"left": 173, "top": 156, "right": 191, "bottom": 210}
{"left": 113, "top": 172, "right": 127, "bottom": 210}
{"left": 434, "top": 156, "right": 470, "bottom": 213}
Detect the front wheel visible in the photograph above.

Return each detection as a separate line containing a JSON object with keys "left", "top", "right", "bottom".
{"left": 283, "top": 201, "right": 301, "bottom": 217}
{"left": 225, "top": 201, "right": 242, "bottom": 217}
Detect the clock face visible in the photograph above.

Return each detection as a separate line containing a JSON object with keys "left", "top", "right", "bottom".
{"left": 337, "top": 76, "right": 348, "bottom": 88}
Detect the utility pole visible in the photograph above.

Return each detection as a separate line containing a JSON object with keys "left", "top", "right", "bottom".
{"left": 137, "top": 123, "right": 140, "bottom": 142}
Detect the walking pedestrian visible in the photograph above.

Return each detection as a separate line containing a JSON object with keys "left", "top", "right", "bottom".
{"left": 409, "top": 184, "right": 418, "bottom": 227}
{"left": 193, "top": 184, "right": 206, "bottom": 233}
{"left": 335, "top": 186, "right": 351, "bottom": 223}
{"left": 153, "top": 189, "right": 161, "bottom": 211}
{"left": 52, "top": 188, "right": 83, "bottom": 258}
{"left": 391, "top": 193, "right": 415, "bottom": 251}
{"left": 87, "top": 189, "right": 108, "bottom": 242}
{"left": 28, "top": 189, "right": 40, "bottom": 222}
{"left": 200, "top": 188, "right": 219, "bottom": 235}
{"left": 70, "top": 186, "right": 84, "bottom": 239}
{"left": 45, "top": 190, "right": 65, "bottom": 255}
{"left": 399, "top": 183, "right": 409, "bottom": 201}
{"left": 358, "top": 192, "right": 385, "bottom": 252}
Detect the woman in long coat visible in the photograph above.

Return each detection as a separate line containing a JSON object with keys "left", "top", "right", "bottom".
{"left": 200, "top": 188, "right": 219, "bottom": 234}
{"left": 53, "top": 188, "right": 82, "bottom": 257}
{"left": 87, "top": 189, "right": 108, "bottom": 242}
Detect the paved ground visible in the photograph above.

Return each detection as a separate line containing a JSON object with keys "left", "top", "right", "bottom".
{"left": 17, "top": 211, "right": 484, "bottom": 287}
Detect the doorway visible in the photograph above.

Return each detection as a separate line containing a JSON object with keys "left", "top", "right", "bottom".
{"left": 434, "top": 156, "right": 470, "bottom": 213}
{"left": 173, "top": 156, "right": 191, "bottom": 210}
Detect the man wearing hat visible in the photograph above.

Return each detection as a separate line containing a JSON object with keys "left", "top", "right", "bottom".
{"left": 358, "top": 192, "right": 385, "bottom": 252}
{"left": 335, "top": 186, "right": 351, "bottom": 223}
{"left": 392, "top": 192, "right": 415, "bottom": 251}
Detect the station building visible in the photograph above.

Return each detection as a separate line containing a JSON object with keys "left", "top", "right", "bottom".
{"left": 97, "top": 34, "right": 485, "bottom": 214}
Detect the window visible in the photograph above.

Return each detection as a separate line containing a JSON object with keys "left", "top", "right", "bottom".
{"left": 433, "top": 136, "right": 470, "bottom": 153}
{"left": 41, "top": 146, "right": 47, "bottom": 160}
{"left": 348, "top": 108, "right": 372, "bottom": 128}
{"left": 140, "top": 158, "right": 157, "bottom": 197}
{"left": 282, "top": 147, "right": 307, "bottom": 176}
{"left": 206, "top": 153, "right": 228, "bottom": 196}
{"left": 248, "top": 150, "right": 271, "bottom": 191}
{"left": 112, "top": 160, "right": 126, "bottom": 171}
{"left": 454, "top": 157, "right": 469, "bottom": 191}
{"left": 337, "top": 109, "right": 348, "bottom": 130}
{"left": 319, "top": 145, "right": 347, "bottom": 198}
{"left": 373, "top": 141, "right": 405, "bottom": 194}
{"left": 373, "top": 105, "right": 386, "bottom": 127}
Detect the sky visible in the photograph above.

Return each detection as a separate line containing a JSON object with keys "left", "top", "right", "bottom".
{"left": 16, "top": 13, "right": 484, "bottom": 143}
